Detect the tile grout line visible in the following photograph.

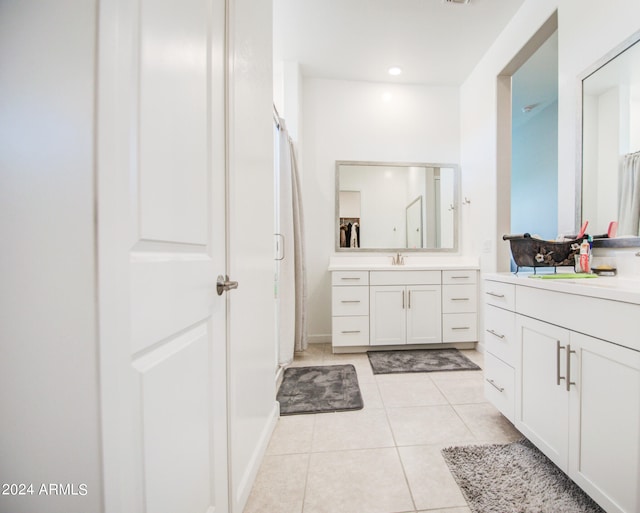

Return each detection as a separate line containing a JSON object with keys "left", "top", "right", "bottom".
{"left": 299, "top": 413, "right": 316, "bottom": 513}
{"left": 379, "top": 372, "right": 419, "bottom": 513}
{"left": 299, "top": 343, "right": 322, "bottom": 513}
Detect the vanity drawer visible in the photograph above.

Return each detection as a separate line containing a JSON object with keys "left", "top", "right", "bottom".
{"left": 442, "top": 284, "right": 477, "bottom": 313}
{"left": 442, "top": 313, "right": 477, "bottom": 342}
{"left": 332, "top": 286, "right": 369, "bottom": 316}
{"left": 485, "top": 304, "right": 515, "bottom": 366}
{"left": 370, "top": 270, "right": 441, "bottom": 286}
{"left": 483, "top": 280, "right": 515, "bottom": 311}
{"left": 332, "top": 316, "right": 370, "bottom": 347}
{"left": 484, "top": 351, "right": 515, "bottom": 423}
{"left": 332, "top": 271, "right": 369, "bottom": 286}
{"left": 443, "top": 269, "right": 477, "bottom": 285}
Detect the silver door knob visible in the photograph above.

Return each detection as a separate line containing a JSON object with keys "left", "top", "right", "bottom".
{"left": 216, "top": 275, "right": 238, "bottom": 296}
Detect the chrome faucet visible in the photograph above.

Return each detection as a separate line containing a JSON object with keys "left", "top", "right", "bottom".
{"left": 391, "top": 252, "right": 404, "bottom": 266}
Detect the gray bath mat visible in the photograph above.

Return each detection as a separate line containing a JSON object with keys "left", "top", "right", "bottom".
{"left": 367, "top": 348, "right": 480, "bottom": 374}
{"left": 442, "top": 439, "right": 605, "bottom": 513}
{"left": 277, "top": 364, "right": 364, "bottom": 415}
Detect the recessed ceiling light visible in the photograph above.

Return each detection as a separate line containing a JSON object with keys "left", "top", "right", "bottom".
{"left": 388, "top": 66, "right": 402, "bottom": 76}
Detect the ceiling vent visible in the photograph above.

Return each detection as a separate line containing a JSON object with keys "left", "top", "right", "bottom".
{"left": 443, "top": 0, "right": 471, "bottom": 4}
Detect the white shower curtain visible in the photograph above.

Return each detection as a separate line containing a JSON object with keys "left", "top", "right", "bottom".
{"left": 276, "top": 116, "right": 308, "bottom": 366}
{"left": 618, "top": 151, "right": 640, "bottom": 236}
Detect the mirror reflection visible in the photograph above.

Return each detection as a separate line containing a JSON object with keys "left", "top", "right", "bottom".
{"left": 336, "top": 161, "right": 458, "bottom": 251}
{"left": 582, "top": 34, "right": 640, "bottom": 236}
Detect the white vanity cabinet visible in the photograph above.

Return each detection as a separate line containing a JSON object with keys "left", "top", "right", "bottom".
{"left": 442, "top": 270, "right": 478, "bottom": 343}
{"left": 484, "top": 275, "right": 640, "bottom": 513}
{"left": 482, "top": 280, "right": 516, "bottom": 422}
{"left": 329, "top": 262, "right": 479, "bottom": 350}
{"left": 369, "top": 271, "right": 441, "bottom": 346}
{"left": 331, "top": 271, "right": 370, "bottom": 347}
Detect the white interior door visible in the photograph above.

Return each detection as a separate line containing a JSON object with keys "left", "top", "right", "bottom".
{"left": 97, "top": 0, "right": 229, "bottom": 511}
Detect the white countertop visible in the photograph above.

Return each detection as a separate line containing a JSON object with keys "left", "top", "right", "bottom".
{"left": 484, "top": 272, "right": 640, "bottom": 305}
{"left": 328, "top": 255, "right": 480, "bottom": 271}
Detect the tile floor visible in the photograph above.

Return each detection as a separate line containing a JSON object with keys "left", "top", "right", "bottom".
{"left": 243, "top": 344, "right": 522, "bottom": 513}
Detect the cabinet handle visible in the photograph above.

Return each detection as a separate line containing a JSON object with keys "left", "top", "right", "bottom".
{"left": 566, "top": 344, "right": 576, "bottom": 391}
{"left": 451, "top": 298, "right": 470, "bottom": 301}
{"left": 450, "top": 276, "right": 469, "bottom": 279}
{"left": 408, "top": 290, "right": 411, "bottom": 309}
{"left": 486, "top": 329, "right": 505, "bottom": 339}
{"left": 451, "top": 327, "right": 470, "bottom": 330}
{"left": 341, "top": 330, "right": 361, "bottom": 334}
{"left": 556, "top": 340, "right": 566, "bottom": 386}
{"left": 486, "top": 378, "right": 504, "bottom": 393}
{"left": 402, "top": 290, "right": 405, "bottom": 309}
{"left": 340, "top": 277, "right": 361, "bottom": 281}
{"left": 486, "top": 291, "right": 505, "bottom": 298}
{"left": 340, "top": 300, "right": 360, "bottom": 303}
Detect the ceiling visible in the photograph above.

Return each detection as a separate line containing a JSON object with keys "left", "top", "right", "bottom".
{"left": 273, "top": 0, "right": 526, "bottom": 86}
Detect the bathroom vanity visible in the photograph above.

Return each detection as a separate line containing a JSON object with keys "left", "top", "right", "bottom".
{"left": 483, "top": 273, "right": 640, "bottom": 513}
{"left": 329, "top": 257, "right": 479, "bottom": 352}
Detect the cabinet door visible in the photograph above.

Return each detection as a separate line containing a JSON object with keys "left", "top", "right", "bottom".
{"left": 370, "top": 286, "right": 406, "bottom": 346}
{"left": 515, "top": 315, "right": 570, "bottom": 471}
{"left": 568, "top": 332, "right": 640, "bottom": 513}
{"left": 406, "top": 285, "right": 442, "bottom": 344}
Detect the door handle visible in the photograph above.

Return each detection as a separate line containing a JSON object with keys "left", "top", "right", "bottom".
{"left": 566, "top": 344, "right": 576, "bottom": 391}
{"left": 556, "top": 340, "right": 566, "bottom": 386}
{"left": 216, "top": 275, "right": 239, "bottom": 296}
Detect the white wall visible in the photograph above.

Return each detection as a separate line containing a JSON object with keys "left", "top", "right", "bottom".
{"left": 460, "top": 0, "right": 640, "bottom": 272}
{"left": 0, "top": 2, "right": 103, "bottom": 512}
{"left": 302, "top": 78, "right": 459, "bottom": 341}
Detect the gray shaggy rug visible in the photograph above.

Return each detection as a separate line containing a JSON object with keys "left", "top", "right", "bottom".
{"left": 441, "top": 439, "right": 605, "bottom": 513}
{"left": 277, "top": 364, "right": 363, "bottom": 415}
{"left": 367, "top": 348, "right": 480, "bottom": 374}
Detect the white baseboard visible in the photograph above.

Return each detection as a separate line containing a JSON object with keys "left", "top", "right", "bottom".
{"left": 233, "top": 401, "right": 279, "bottom": 513}
{"left": 308, "top": 334, "right": 331, "bottom": 344}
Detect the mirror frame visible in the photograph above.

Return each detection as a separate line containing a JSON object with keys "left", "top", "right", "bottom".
{"left": 576, "top": 29, "right": 640, "bottom": 232}
{"left": 335, "top": 160, "right": 460, "bottom": 253}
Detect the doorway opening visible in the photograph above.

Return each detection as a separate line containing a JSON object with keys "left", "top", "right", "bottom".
{"left": 496, "top": 12, "right": 558, "bottom": 272}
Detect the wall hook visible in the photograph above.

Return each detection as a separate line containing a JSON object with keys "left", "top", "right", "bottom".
{"left": 463, "top": 197, "right": 471, "bottom": 205}
{"left": 448, "top": 204, "right": 455, "bottom": 211}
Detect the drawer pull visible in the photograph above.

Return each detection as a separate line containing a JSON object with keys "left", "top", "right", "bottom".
{"left": 341, "top": 330, "right": 361, "bottom": 334}
{"left": 451, "top": 298, "right": 470, "bottom": 301}
{"left": 340, "top": 300, "right": 361, "bottom": 304}
{"left": 486, "top": 378, "right": 504, "bottom": 393}
{"left": 341, "top": 277, "right": 361, "bottom": 281}
{"left": 451, "top": 326, "right": 470, "bottom": 330}
{"left": 486, "top": 329, "right": 505, "bottom": 339}
{"left": 450, "top": 276, "right": 470, "bottom": 279}
{"left": 486, "top": 291, "right": 505, "bottom": 298}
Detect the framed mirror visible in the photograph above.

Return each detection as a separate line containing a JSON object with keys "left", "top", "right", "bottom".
{"left": 335, "top": 161, "right": 459, "bottom": 252}
{"left": 580, "top": 30, "right": 640, "bottom": 237}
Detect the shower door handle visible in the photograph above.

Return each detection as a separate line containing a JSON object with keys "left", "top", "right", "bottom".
{"left": 217, "top": 275, "right": 239, "bottom": 296}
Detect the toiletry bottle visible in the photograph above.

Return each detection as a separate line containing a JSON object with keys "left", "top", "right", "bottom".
{"left": 579, "top": 238, "right": 591, "bottom": 273}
